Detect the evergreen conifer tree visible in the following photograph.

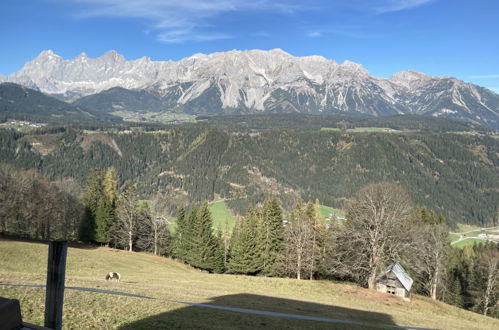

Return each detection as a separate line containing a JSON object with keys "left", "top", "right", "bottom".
{"left": 452, "top": 277, "right": 464, "bottom": 308}
{"left": 86, "top": 167, "right": 119, "bottom": 245}
{"left": 189, "top": 202, "right": 223, "bottom": 272}
{"left": 228, "top": 208, "right": 261, "bottom": 274}
{"left": 80, "top": 168, "right": 104, "bottom": 241}
{"left": 173, "top": 206, "right": 187, "bottom": 259}
{"left": 258, "top": 197, "right": 284, "bottom": 276}
{"left": 94, "top": 197, "right": 114, "bottom": 244}
{"left": 182, "top": 206, "right": 198, "bottom": 264}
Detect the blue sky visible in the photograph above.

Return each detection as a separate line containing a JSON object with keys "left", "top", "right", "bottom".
{"left": 1, "top": 0, "right": 498, "bottom": 92}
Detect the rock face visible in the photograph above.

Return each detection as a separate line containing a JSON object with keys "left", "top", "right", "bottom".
{"left": 5, "top": 49, "right": 499, "bottom": 128}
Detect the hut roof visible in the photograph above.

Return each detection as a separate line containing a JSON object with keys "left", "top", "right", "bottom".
{"left": 378, "top": 262, "right": 413, "bottom": 291}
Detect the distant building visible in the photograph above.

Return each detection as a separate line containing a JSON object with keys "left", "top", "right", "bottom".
{"left": 375, "top": 262, "right": 413, "bottom": 301}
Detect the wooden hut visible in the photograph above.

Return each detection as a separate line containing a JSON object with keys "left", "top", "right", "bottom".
{"left": 375, "top": 262, "right": 413, "bottom": 301}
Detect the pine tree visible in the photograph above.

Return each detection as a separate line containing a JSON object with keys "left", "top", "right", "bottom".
{"left": 213, "top": 231, "right": 226, "bottom": 274}
{"left": 258, "top": 197, "right": 284, "bottom": 276}
{"left": 228, "top": 208, "right": 261, "bottom": 274}
{"left": 103, "top": 167, "right": 118, "bottom": 206}
{"left": 188, "top": 202, "right": 223, "bottom": 273}
{"left": 451, "top": 277, "right": 464, "bottom": 308}
{"left": 173, "top": 206, "right": 187, "bottom": 259}
{"left": 182, "top": 206, "right": 198, "bottom": 264}
{"left": 79, "top": 167, "right": 119, "bottom": 245}
{"left": 80, "top": 168, "right": 104, "bottom": 241}
{"left": 94, "top": 197, "right": 114, "bottom": 244}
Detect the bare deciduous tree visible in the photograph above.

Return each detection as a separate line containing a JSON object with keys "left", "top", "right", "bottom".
{"left": 279, "top": 203, "right": 319, "bottom": 280}
{"left": 328, "top": 182, "right": 413, "bottom": 289}
{"left": 0, "top": 164, "right": 83, "bottom": 240}
{"left": 113, "top": 182, "right": 138, "bottom": 251}
{"left": 136, "top": 203, "right": 170, "bottom": 256}
{"left": 478, "top": 249, "right": 499, "bottom": 316}
{"left": 409, "top": 208, "right": 449, "bottom": 300}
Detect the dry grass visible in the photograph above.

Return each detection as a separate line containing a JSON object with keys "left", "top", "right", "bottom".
{"left": 1, "top": 238, "right": 497, "bottom": 329}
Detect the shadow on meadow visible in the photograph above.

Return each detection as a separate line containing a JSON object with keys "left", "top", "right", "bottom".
{"left": 118, "top": 293, "right": 398, "bottom": 330}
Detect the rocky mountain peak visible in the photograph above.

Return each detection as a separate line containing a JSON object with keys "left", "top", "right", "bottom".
{"left": 3, "top": 49, "right": 498, "bottom": 129}
{"left": 389, "top": 70, "right": 432, "bottom": 89}
{"left": 100, "top": 50, "right": 126, "bottom": 63}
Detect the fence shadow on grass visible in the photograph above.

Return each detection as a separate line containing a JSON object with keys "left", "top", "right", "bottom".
{"left": 118, "top": 293, "right": 400, "bottom": 330}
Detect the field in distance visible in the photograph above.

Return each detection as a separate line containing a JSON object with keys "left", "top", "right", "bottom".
{"left": 450, "top": 224, "right": 499, "bottom": 248}
{"left": 168, "top": 201, "right": 345, "bottom": 232}
{"left": 1, "top": 239, "right": 497, "bottom": 329}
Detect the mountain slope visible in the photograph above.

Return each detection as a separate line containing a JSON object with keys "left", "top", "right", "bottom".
{"left": 73, "top": 87, "right": 169, "bottom": 113}
{"left": 1, "top": 122, "right": 496, "bottom": 225}
{"left": 4, "top": 49, "right": 499, "bottom": 129}
{"left": 0, "top": 83, "right": 121, "bottom": 124}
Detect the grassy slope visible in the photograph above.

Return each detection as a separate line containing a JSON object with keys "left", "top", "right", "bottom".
{"left": 1, "top": 239, "right": 497, "bottom": 330}
{"left": 208, "top": 200, "right": 238, "bottom": 230}
{"left": 319, "top": 205, "right": 345, "bottom": 219}
{"left": 450, "top": 225, "right": 499, "bottom": 247}
{"left": 453, "top": 238, "right": 488, "bottom": 248}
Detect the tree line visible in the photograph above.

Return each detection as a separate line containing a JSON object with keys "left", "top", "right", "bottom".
{"left": 78, "top": 168, "right": 170, "bottom": 255}
{"left": 0, "top": 164, "right": 497, "bottom": 317}
{"left": 0, "top": 164, "right": 82, "bottom": 240}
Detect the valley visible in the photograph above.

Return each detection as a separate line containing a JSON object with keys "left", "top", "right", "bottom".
{"left": 1, "top": 115, "right": 496, "bottom": 226}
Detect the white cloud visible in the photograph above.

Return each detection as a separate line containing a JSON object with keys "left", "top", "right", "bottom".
{"left": 60, "top": 1, "right": 437, "bottom": 42}
{"left": 158, "top": 30, "right": 234, "bottom": 43}
{"left": 371, "top": 0, "right": 435, "bottom": 14}
{"left": 67, "top": 0, "right": 301, "bottom": 43}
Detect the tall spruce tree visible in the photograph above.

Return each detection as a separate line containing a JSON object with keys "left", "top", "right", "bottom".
{"left": 94, "top": 197, "right": 114, "bottom": 244}
{"left": 228, "top": 208, "right": 261, "bottom": 274}
{"left": 258, "top": 197, "right": 284, "bottom": 276}
{"left": 80, "top": 168, "right": 104, "bottom": 241}
{"left": 182, "top": 206, "right": 198, "bottom": 264}
{"left": 173, "top": 206, "right": 187, "bottom": 259}
{"left": 103, "top": 167, "right": 118, "bottom": 205}
{"left": 188, "top": 202, "right": 223, "bottom": 273}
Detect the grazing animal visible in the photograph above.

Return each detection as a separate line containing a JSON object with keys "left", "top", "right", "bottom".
{"left": 105, "top": 272, "right": 121, "bottom": 282}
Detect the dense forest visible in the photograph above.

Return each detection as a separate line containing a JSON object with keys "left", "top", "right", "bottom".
{"left": 0, "top": 118, "right": 497, "bottom": 225}
{"left": 200, "top": 113, "right": 490, "bottom": 132}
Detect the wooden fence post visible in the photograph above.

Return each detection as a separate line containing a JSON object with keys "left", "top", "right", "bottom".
{"left": 44, "top": 241, "right": 68, "bottom": 330}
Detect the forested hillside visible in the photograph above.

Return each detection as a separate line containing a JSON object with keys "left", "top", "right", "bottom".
{"left": 0, "top": 120, "right": 497, "bottom": 225}
{"left": 200, "top": 113, "right": 490, "bottom": 132}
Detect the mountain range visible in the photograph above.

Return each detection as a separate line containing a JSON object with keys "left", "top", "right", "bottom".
{"left": 1, "top": 49, "right": 499, "bottom": 129}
